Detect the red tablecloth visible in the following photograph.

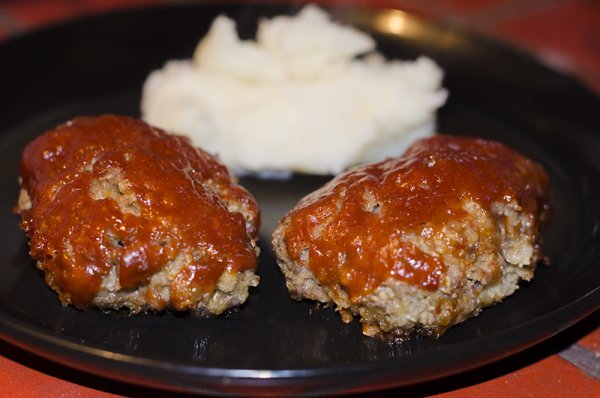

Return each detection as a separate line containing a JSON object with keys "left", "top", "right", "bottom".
{"left": 1, "top": 0, "right": 599, "bottom": 396}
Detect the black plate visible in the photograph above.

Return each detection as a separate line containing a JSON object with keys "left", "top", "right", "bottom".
{"left": 1, "top": 3, "right": 599, "bottom": 396}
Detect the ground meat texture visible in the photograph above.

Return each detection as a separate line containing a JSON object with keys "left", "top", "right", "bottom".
{"left": 273, "top": 135, "right": 550, "bottom": 338}
{"left": 16, "top": 115, "right": 259, "bottom": 315}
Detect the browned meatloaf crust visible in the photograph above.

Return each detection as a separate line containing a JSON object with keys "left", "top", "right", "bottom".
{"left": 16, "top": 115, "right": 259, "bottom": 315}
{"left": 273, "top": 135, "right": 550, "bottom": 338}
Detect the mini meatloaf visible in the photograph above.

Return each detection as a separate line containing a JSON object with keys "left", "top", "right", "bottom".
{"left": 273, "top": 135, "right": 550, "bottom": 338}
{"left": 16, "top": 115, "right": 260, "bottom": 315}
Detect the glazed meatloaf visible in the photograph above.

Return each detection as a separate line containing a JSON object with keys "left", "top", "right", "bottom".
{"left": 273, "top": 135, "right": 550, "bottom": 338}
{"left": 16, "top": 115, "right": 259, "bottom": 315}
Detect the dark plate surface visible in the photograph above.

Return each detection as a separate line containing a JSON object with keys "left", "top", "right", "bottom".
{"left": 1, "top": 2, "right": 599, "bottom": 396}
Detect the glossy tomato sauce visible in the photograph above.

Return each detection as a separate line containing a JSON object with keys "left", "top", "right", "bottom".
{"left": 283, "top": 135, "right": 550, "bottom": 301}
{"left": 18, "top": 115, "right": 259, "bottom": 309}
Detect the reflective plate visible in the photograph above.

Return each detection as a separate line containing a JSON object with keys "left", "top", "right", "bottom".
{"left": 0, "top": 3, "right": 599, "bottom": 395}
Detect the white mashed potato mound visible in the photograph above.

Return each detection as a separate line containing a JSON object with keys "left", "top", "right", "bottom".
{"left": 141, "top": 5, "right": 447, "bottom": 177}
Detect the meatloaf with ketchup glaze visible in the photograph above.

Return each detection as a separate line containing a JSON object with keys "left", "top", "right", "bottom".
{"left": 16, "top": 115, "right": 259, "bottom": 315}
{"left": 273, "top": 135, "right": 550, "bottom": 338}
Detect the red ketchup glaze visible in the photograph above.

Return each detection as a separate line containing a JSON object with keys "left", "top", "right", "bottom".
{"left": 283, "top": 135, "right": 550, "bottom": 301}
{"left": 18, "top": 115, "right": 259, "bottom": 309}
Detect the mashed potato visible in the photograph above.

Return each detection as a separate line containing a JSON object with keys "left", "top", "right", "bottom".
{"left": 141, "top": 5, "right": 447, "bottom": 177}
